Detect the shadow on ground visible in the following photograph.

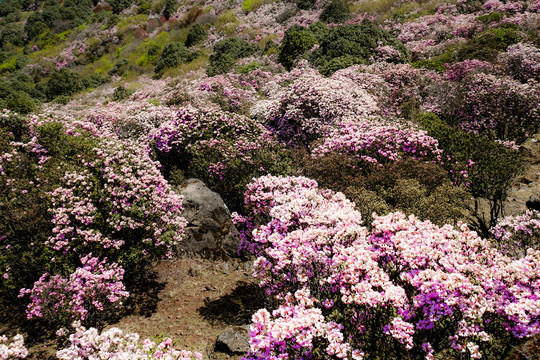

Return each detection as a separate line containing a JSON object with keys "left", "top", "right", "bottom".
{"left": 198, "top": 281, "right": 268, "bottom": 326}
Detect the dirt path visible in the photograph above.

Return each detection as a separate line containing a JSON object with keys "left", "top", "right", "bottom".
{"left": 110, "top": 257, "right": 263, "bottom": 360}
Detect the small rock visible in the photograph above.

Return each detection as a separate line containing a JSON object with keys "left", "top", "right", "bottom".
{"left": 526, "top": 196, "right": 540, "bottom": 211}
{"left": 188, "top": 264, "right": 202, "bottom": 277}
{"left": 215, "top": 326, "right": 251, "bottom": 355}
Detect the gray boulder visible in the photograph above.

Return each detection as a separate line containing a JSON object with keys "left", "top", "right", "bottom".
{"left": 177, "top": 179, "right": 240, "bottom": 257}
{"left": 215, "top": 326, "right": 251, "bottom": 354}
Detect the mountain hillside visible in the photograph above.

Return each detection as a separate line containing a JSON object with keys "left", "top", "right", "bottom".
{"left": 1, "top": 0, "right": 540, "bottom": 359}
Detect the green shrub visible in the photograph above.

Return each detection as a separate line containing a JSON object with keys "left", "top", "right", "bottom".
{"left": 311, "top": 22, "right": 409, "bottom": 74}
{"left": 236, "top": 61, "right": 261, "bottom": 74}
{"left": 278, "top": 25, "right": 318, "bottom": 70}
{"left": 163, "top": 0, "right": 177, "bottom": 19}
{"left": 136, "top": 44, "right": 161, "bottom": 66}
{"left": 185, "top": 24, "right": 207, "bottom": 47}
{"left": 4, "top": 91, "right": 36, "bottom": 114}
{"left": 477, "top": 11, "right": 503, "bottom": 24}
{"left": 457, "top": 25, "right": 522, "bottom": 61}
{"left": 296, "top": 0, "right": 316, "bottom": 10}
{"left": 207, "top": 38, "right": 258, "bottom": 76}
{"left": 320, "top": 0, "right": 351, "bottom": 23}
{"left": 108, "top": 58, "right": 129, "bottom": 76}
{"left": 0, "top": 23, "right": 24, "bottom": 47}
{"left": 46, "top": 68, "right": 85, "bottom": 100}
{"left": 24, "top": 12, "right": 48, "bottom": 39}
{"left": 417, "top": 113, "right": 525, "bottom": 236}
{"left": 411, "top": 51, "right": 455, "bottom": 72}
{"left": 108, "top": 0, "right": 132, "bottom": 14}
{"left": 308, "top": 21, "right": 330, "bottom": 42}
{"left": 155, "top": 42, "right": 195, "bottom": 74}
{"left": 112, "top": 85, "right": 133, "bottom": 101}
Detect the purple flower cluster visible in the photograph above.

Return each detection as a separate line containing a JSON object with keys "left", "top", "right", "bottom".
{"left": 240, "top": 175, "right": 540, "bottom": 359}
{"left": 19, "top": 255, "right": 129, "bottom": 323}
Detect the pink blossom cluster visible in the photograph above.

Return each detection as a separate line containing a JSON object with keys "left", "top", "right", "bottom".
{"left": 444, "top": 59, "right": 492, "bottom": 81}
{"left": 490, "top": 209, "right": 540, "bottom": 256}
{"left": 435, "top": 72, "right": 540, "bottom": 144}
{"left": 240, "top": 175, "right": 540, "bottom": 359}
{"left": 0, "top": 335, "right": 28, "bottom": 359}
{"left": 311, "top": 117, "right": 444, "bottom": 170}
{"left": 149, "top": 106, "right": 276, "bottom": 179}
{"left": 57, "top": 323, "right": 202, "bottom": 360}
{"left": 19, "top": 255, "right": 128, "bottom": 323}
{"left": 46, "top": 137, "right": 185, "bottom": 257}
{"left": 499, "top": 42, "right": 540, "bottom": 82}
{"left": 252, "top": 64, "right": 379, "bottom": 146}
{"left": 199, "top": 74, "right": 257, "bottom": 112}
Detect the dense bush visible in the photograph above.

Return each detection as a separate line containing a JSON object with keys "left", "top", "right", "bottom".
{"left": 435, "top": 72, "right": 540, "bottom": 144}
{"left": 319, "top": 0, "right": 351, "bottom": 23}
{"left": 185, "top": 24, "right": 207, "bottom": 47}
{"left": 295, "top": 0, "right": 316, "bottom": 10}
{"left": 418, "top": 113, "right": 525, "bottom": 236}
{"left": 46, "top": 68, "right": 85, "bottom": 100}
{"left": 154, "top": 42, "right": 195, "bottom": 74}
{"left": 149, "top": 107, "right": 294, "bottom": 211}
{"left": 207, "top": 38, "right": 259, "bottom": 76}
{"left": 0, "top": 114, "right": 186, "bottom": 327}
{"left": 278, "top": 25, "right": 318, "bottom": 70}
{"left": 236, "top": 175, "right": 540, "bottom": 360}
{"left": 457, "top": 25, "right": 522, "bottom": 61}
{"left": 312, "top": 22, "right": 410, "bottom": 74}
{"left": 0, "top": 23, "right": 24, "bottom": 47}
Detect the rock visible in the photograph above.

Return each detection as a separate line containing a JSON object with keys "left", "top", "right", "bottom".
{"left": 215, "top": 326, "right": 251, "bottom": 355}
{"left": 177, "top": 179, "right": 240, "bottom": 256}
{"left": 526, "top": 195, "right": 540, "bottom": 211}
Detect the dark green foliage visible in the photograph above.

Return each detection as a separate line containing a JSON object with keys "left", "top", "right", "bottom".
{"left": 163, "top": 0, "right": 176, "bottom": 19}
{"left": 46, "top": 68, "right": 85, "bottom": 100}
{"left": 138, "top": 1, "right": 151, "bottom": 14}
{"left": 236, "top": 61, "right": 260, "bottom": 74}
{"left": 312, "top": 22, "right": 409, "bottom": 74}
{"left": 109, "top": 58, "right": 129, "bottom": 76}
{"left": 320, "top": 0, "right": 351, "bottom": 23}
{"left": 83, "top": 73, "right": 110, "bottom": 88}
{"left": 411, "top": 51, "right": 455, "bottom": 72}
{"left": 108, "top": 0, "right": 133, "bottom": 14}
{"left": 24, "top": 12, "right": 48, "bottom": 39}
{"left": 457, "top": 25, "right": 522, "bottom": 61}
{"left": 112, "top": 85, "right": 133, "bottom": 101}
{"left": 5, "top": 91, "right": 36, "bottom": 114}
{"left": 477, "top": 11, "right": 503, "bottom": 24}
{"left": 0, "top": 23, "right": 24, "bottom": 47}
{"left": 207, "top": 38, "right": 259, "bottom": 76}
{"left": 295, "top": 0, "right": 316, "bottom": 10}
{"left": 185, "top": 24, "right": 207, "bottom": 47}
{"left": 417, "top": 113, "right": 525, "bottom": 236}
{"left": 308, "top": 21, "right": 330, "bottom": 42}
{"left": 155, "top": 42, "right": 195, "bottom": 74}
{"left": 278, "top": 25, "right": 317, "bottom": 70}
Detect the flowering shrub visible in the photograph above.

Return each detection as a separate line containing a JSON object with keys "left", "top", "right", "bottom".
{"left": 19, "top": 255, "right": 129, "bottom": 324}
{"left": 1, "top": 113, "right": 185, "bottom": 326}
{"left": 0, "top": 334, "right": 28, "bottom": 359}
{"left": 499, "top": 42, "right": 540, "bottom": 82}
{"left": 57, "top": 323, "right": 202, "bottom": 360}
{"left": 311, "top": 118, "right": 444, "bottom": 171}
{"left": 149, "top": 106, "right": 292, "bottom": 210}
{"left": 240, "top": 175, "right": 540, "bottom": 360}
{"left": 254, "top": 65, "right": 379, "bottom": 146}
{"left": 490, "top": 209, "right": 540, "bottom": 258}
{"left": 436, "top": 72, "right": 540, "bottom": 144}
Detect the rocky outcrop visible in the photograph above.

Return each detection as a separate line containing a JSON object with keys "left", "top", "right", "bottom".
{"left": 177, "top": 179, "right": 240, "bottom": 257}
